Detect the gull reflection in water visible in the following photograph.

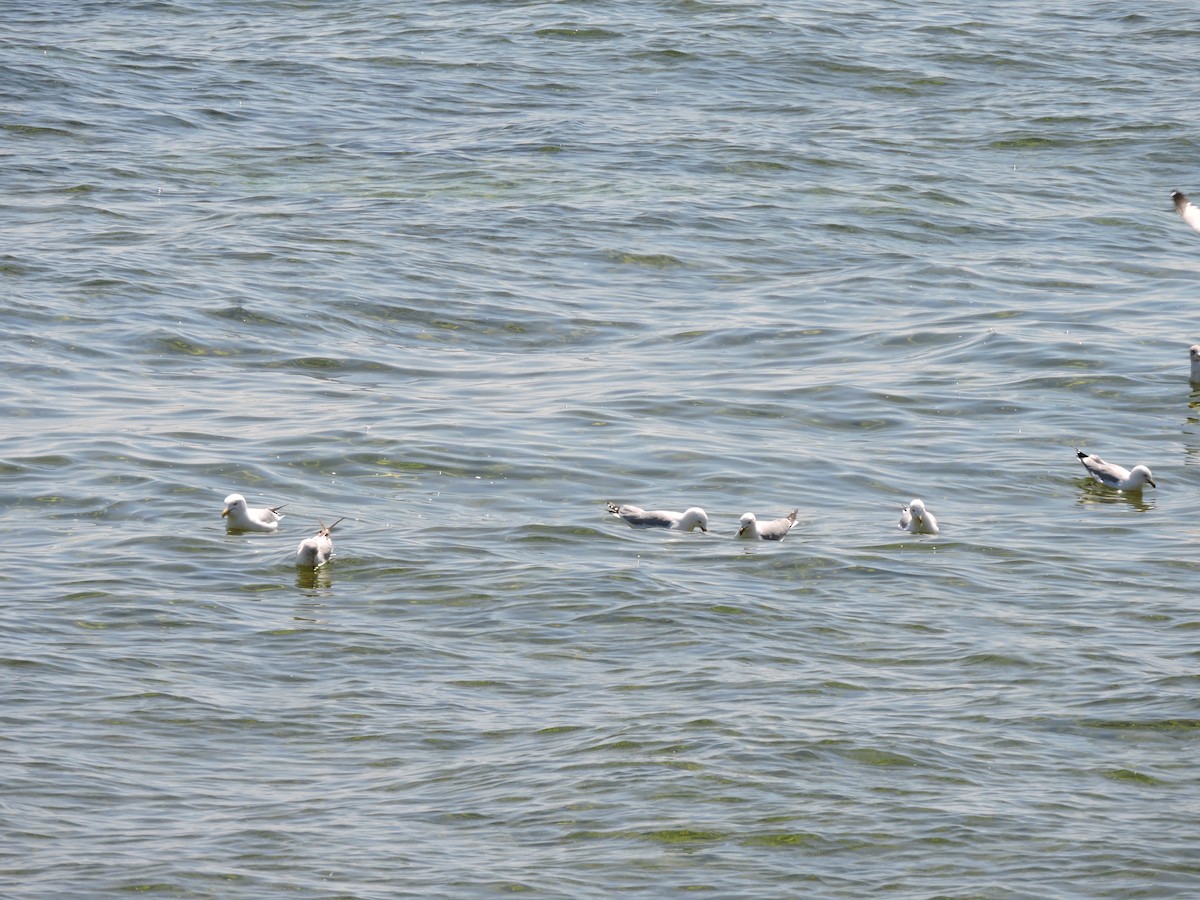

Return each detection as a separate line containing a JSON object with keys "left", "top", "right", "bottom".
{"left": 1074, "top": 480, "right": 1155, "bottom": 512}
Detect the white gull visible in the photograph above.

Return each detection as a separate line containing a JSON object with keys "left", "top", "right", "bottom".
{"left": 898, "top": 498, "right": 939, "bottom": 535}
{"left": 1075, "top": 449, "right": 1156, "bottom": 491}
{"left": 606, "top": 503, "right": 709, "bottom": 532}
{"left": 1173, "top": 191, "right": 1200, "bottom": 233}
{"left": 222, "top": 493, "right": 284, "bottom": 532}
{"left": 1190, "top": 344, "right": 1200, "bottom": 384}
{"left": 295, "top": 518, "right": 344, "bottom": 568}
{"left": 736, "top": 509, "right": 798, "bottom": 541}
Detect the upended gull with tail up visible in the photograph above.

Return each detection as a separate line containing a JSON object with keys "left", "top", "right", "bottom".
{"left": 295, "top": 518, "right": 345, "bottom": 568}
{"left": 1173, "top": 191, "right": 1200, "bottom": 234}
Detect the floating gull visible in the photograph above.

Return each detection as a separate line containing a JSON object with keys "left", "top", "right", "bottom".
{"left": 606, "top": 502, "right": 708, "bottom": 532}
{"left": 295, "top": 518, "right": 344, "bottom": 568}
{"left": 736, "top": 509, "right": 798, "bottom": 541}
{"left": 898, "top": 498, "right": 939, "bottom": 535}
{"left": 1174, "top": 191, "right": 1200, "bottom": 234}
{"left": 222, "top": 493, "right": 285, "bottom": 532}
{"left": 1190, "top": 345, "right": 1200, "bottom": 384}
{"left": 1075, "top": 449, "right": 1156, "bottom": 491}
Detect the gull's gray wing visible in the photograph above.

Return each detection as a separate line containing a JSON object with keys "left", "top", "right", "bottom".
{"left": 1077, "top": 451, "right": 1126, "bottom": 487}
{"left": 623, "top": 509, "right": 678, "bottom": 528}
{"left": 608, "top": 503, "right": 677, "bottom": 528}
{"left": 759, "top": 510, "right": 798, "bottom": 541}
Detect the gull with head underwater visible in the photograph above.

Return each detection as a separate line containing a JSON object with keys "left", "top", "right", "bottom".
{"left": 295, "top": 518, "right": 344, "bottom": 568}
{"left": 1173, "top": 190, "right": 1200, "bottom": 234}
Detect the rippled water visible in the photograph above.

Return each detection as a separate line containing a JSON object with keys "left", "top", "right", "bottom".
{"left": 4, "top": 1, "right": 1200, "bottom": 896}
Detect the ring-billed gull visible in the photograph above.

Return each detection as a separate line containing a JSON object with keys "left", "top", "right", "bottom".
{"left": 222, "top": 493, "right": 285, "bottom": 532}
{"left": 1075, "top": 449, "right": 1156, "bottom": 490}
{"left": 1173, "top": 191, "right": 1200, "bottom": 233}
{"left": 606, "top": 502, "right": 708, "bottom": 532}
{"left": 736, "top": 509, "right": 798, "bottom": 541}
{"left": 898, "top": 498, "right": 939, "bottom": 534}
{"left": 1190, "top": 345, "right": 1200, "bottom": 383}
{"left": 295, "top": 518, "right": 344, "bottom": 568}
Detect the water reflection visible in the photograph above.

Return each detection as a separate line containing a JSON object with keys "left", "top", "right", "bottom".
{"left": 1183, "top": 390, "right": 1200, "bottom": 463}
{"left": 295, "top": 564, "right": 333, "bottom": 590}
{"left": 1075, "top": 480, "right": 1155, "bottom": 512}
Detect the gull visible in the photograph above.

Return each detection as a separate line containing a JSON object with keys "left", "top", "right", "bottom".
{"left": 736, "top": 509, "right": 798, "bottom": 541}
{"left": 222, "top": 493, "right": 284, "bottom": 532}
{"left": 295, "top": 518, "right": 344, "bottom": 568}
{"left": 606, "top": 502, "right": 708, "bottom": 532}
{"left": 1173, "top": 191, "right": 1200, "bottom": 234}
{"left": 1075, "top": 449, "right": 1156, "bottom": 491}
{"left": 898, "top": 498, "right": 939, "bottom": 535}
{"left": 1190, "top": 345, "right": 1200, "bottom": 384}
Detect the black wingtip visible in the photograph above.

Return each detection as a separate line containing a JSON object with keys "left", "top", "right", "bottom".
{"left": 1075, "top": 449, "right": 1087, "bottom": 460}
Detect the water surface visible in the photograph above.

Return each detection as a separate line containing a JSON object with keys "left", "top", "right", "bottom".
{"left": 3, "top": 1, "right": 1200, "bottom": 897}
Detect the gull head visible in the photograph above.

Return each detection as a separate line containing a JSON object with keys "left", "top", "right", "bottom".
{"left": 1191, "top": 345, "right": 1200, "bottom": 382}
{"left": 1128, "top": 465, "right": 1156, "bottom": 489}
{"left": 737, "top": 512, "right": 756, "bottom": 538}
{"left": 680, "top": 507, "right": 709, "bottom": 532}
{"left": 222, "top": 494, "right": 247, "bottom": 518}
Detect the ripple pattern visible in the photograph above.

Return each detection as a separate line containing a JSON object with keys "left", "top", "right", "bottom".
{"left": 3, "top": 1, "right": 1200, "bottom": 897}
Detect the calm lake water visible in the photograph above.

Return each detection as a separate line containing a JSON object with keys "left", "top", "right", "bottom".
{"left": 3, "top": 1, "right": 1200, "bottom": 897}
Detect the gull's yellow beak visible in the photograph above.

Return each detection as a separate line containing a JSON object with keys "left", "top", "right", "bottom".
{"left": 221, "top": 507, "right": 230, "bottom": 517}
